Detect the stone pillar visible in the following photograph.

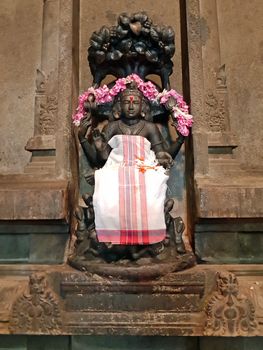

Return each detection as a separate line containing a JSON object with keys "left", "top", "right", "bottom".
{"left": 200, "top": 0, "right": 238, "bottom": 176}
{"left": 25, "top": 0, "right": 78, "bottom": 177}
{"left": 186, "top": 0, "right": 208, "bottom": 176}
{"left": 25, "top": 0, "right": 60, "bottom": 174}
{"left": 187, "top": 0, "right": 239, "bottom": 177}
{"left": 0, "top": 0, "right": 78, "bottom": 263}
{"left": 55, "top": 0, "right": 76, "bottom": 178}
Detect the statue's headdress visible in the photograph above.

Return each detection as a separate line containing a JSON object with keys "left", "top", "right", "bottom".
{"left": 119, "top": 82, "right": 143, "bottom": 99}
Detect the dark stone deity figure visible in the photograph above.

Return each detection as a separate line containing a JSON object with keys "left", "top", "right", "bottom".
{"left": 69, "top": 12, "right": 195, "bottom": 279}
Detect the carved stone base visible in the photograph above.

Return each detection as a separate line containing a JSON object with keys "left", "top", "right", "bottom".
{"left": 9, "top": 273, "right": 62, "bottom": 334}
{"left": 0, "top": 264, "right": 261, "bottom": 336}
{"left": 60, "top": 266, "right": 206, "bottom": 335}
{"left": 68, "top": 252, "right": 196, "bottom": 281}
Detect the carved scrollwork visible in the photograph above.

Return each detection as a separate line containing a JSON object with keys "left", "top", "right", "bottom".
{"left": 9, "top": 273, "right": 62, "bottom": 334}
{"left": 39, "top": 95, "right": 58, "bottom": 135}
{"left": 204, "top": 272, "right": 257, "bottom": 336}
{"left": 205, "top": 92, "right": 226, "bottom": 132}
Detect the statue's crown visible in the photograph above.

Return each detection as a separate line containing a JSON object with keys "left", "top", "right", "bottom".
{"left": 120, "top": 82, "right": 143, "bottom": 98}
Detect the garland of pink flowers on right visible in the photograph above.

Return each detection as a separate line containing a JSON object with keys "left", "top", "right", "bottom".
{"left": 72, "top": 74, "right": 193, "bottom": 136}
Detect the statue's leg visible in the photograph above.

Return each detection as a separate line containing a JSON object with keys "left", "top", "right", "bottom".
{"left": 164, "top": 198, "right": 186, "bottom": 254}
{"left": 130, "top": 243, "right": 165, "bottom": 260}
{"left": 164, "top": 198, "right": 174, "bottom": 245}
{"left": 74, "top": 194, "right": 100, "bottom": 258}
{"left": 74, "top": 206, "right": 92, "bottom": 258}
{"left": 82, "top": 193, "right": 95, "bottom": 230}
{"left": 129, "top": 199, "right": 175, "bottom": 260}
{"left": 173, "top": 216, "right": 186, "bottom": 254}
{"left": 82, "top": 194, "right": 130, "bottom": 260}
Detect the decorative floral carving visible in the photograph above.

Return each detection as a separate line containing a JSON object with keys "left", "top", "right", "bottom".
{"left": 204, "top": 272, "right": 257, "bottom": 336}
{"left": 205, "top": 92, "right": 226, "bottom": 132}
{"left": 39, "top": 96, "right": 57, "bottom": 135}
{"left": 9, "top": 274, "right": 62, "bottom": 334}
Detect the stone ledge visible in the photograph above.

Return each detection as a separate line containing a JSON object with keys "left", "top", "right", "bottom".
{"left": 0, "top": 175, "right": 69, "bottom": 221}
{"left": 195, "top": 174, "right": 263, "bottom": 218}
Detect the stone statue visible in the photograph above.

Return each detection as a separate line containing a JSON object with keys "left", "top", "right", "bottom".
{"left": 69, "top": 12, "right": 195, "bottom": 278}
{"left": 79, "top": 83, "right": 175, "bottom": 171}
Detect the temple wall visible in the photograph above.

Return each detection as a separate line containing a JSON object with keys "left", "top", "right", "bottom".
{"left": 217, "top": 0, "right": 263, "bottom": 170}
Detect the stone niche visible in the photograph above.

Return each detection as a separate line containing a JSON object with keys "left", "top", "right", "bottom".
{"left": 0, "top": 0, "right": 262, "bottom": 348}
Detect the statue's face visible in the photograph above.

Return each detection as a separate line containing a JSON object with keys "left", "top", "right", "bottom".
{"left": 120, "top": 93, "right": 142, "bottom": 119}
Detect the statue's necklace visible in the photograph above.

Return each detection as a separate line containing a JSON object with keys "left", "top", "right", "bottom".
{"left": 118, "top": 120, "right": 145, "bottom": 135}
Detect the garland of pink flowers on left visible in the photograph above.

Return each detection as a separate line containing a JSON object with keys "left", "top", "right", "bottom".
{"left": 72, "top": 74, "right": 193, "bottom": 136}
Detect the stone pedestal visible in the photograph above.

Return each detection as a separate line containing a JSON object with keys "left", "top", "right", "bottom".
{"left": 0, "top": 264, "right": 261, "bottom": 337}
{"left": 60, "top": 269, "right": 206, "bottom": 336}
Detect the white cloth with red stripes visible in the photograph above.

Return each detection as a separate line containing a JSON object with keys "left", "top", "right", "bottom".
{"left": 93, "top": 134, "right": 168, "bottom": 245}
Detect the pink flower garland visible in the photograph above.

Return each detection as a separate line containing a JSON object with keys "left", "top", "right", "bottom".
{"left": 72, "top": 74, "right": 193, "bottom": 136}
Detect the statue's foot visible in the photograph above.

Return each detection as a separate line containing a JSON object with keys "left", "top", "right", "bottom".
{"left": 176, "top": 242, "right": 186, "bottom": 254}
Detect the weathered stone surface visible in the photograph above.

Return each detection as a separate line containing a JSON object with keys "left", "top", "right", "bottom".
{"left": 28, "top": 234, "right": 68, "bottom": 264}
{"left": 0, "top": 264, "right": 261, "bottom": 336}
{"left": 25, "top": 135, "right": 56, "bottom": 151}
{"left": 199, "top": 337, "right": 263, "bottom": 350}
{"left": 61, "top": 270, "right": 205, "bottom": 313}
{"left": 0, "top": 233, "right": 68, "bottom": 264}
{"left": 0, "top": 335, "right": 27, "bottom": 349}
{"left": 71, "top": 336, "right": 198, "bottom": 350}
{"left": 27, "top": 336, "right": 70, "bottom": 350}
{"left": 216, "top": 0, "right": 263, "bottom": 171}
{"left": 187, "top": 0, "right": 263, "bottom": 251}
{"left": 0, "top": 278, "right": 27, "bottom": 334}
{"left": 0, "top": 177, "right": 69, "bottom": 220}
{"left": 195, "top": 220, "right": 263, "bottom": 264}
{"left": 0, "top": 235, "right": 29, "bottom": 263}
{"left": 0, "top": 0, "right": 42, "bottom": 174}
{"left": 195, "top": 177, "right": 263, "bottom": 218}
{"left": 196, "top": 231, "right": 263, "bottom": 264}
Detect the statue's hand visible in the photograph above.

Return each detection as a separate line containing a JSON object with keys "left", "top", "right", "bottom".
{"left": 156, "top": 151, "right": 174, "bottom": 169}
{"left": 83, "top": 93, "right": 96, "bottom": 114}
{"left": 164, "top": 96, "right": 177, "bottom": 112}
{"left": 92, "top": 128, "right": 102, "bottom": 140}
{"left": 78, "top": 115, "right": 92, "bottom": 140}
{"left": 92, "top": 129, "right": 104, "bottom": 151}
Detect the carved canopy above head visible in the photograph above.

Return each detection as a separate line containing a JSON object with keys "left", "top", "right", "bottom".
{"left": 88, "top": 12, "right": 175, "bottom": 89}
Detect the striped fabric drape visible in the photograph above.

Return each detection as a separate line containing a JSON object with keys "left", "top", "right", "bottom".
{"left": 93, "top": 135, "right": 168, "bottom": 245}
